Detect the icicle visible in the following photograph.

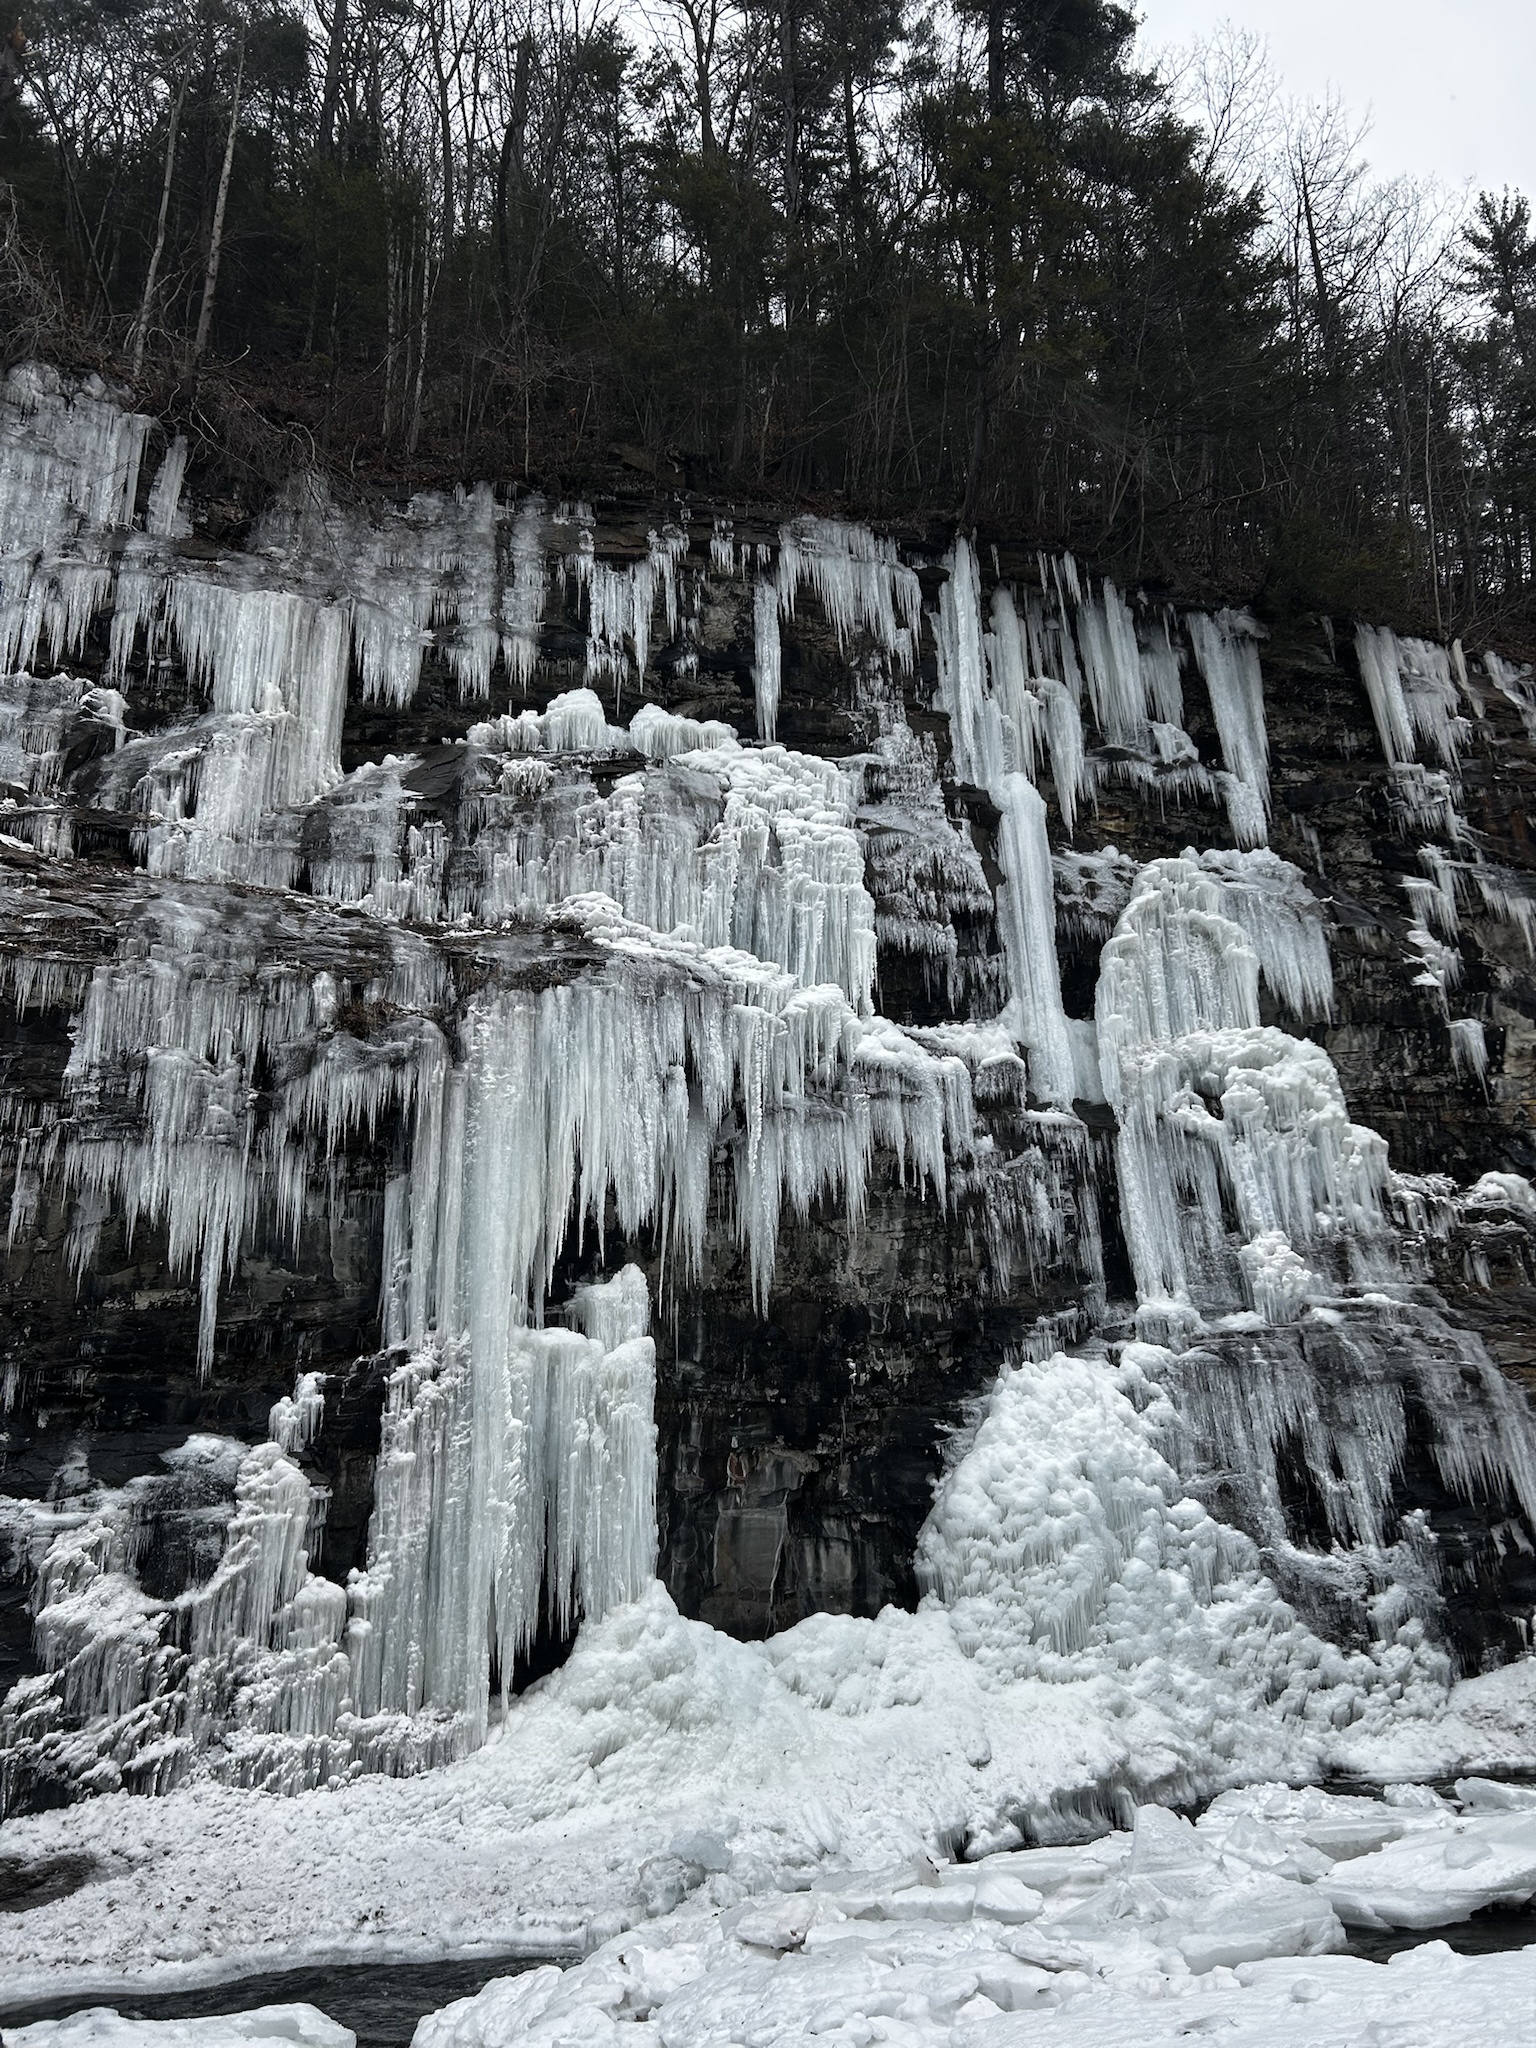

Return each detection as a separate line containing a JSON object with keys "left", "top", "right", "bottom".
{"left": 932, "top": 542, "right": 1078, "bottom": 1100}
{"left": 1074, "top": 578, "right": 1146, "bottom": 746}
{"left": 1387, "top": 763, "right": 1467, "bottom": 842}
{"left": 1038, "top": 677, "right": 1085, "bottom": 834}
{"left": 753, "top": 578, "right": 781, "bottom": 742}
{"left": 985, "top": 587, "right": 1044, "bottom": 780}
{"left": 1197, "top": 848, "right": 1334, "bottom": 1019}
{"left": 349, "top": 1279, "right": 658, "bottom": 1735}
{"left": 1355, "top": 624, "right": 1468, "bottom": 768}
{"left": 1160, "top": 1299, "right": 1536, "bottom": 1560}
{"left": 1355, "top": 623, "right": 1415, "bottom": 764}
{"left": 0, "top": 364, "right": 154, "bottom": 675}
{"left": 441, "top": 483, "right": 501, "bottom": 700}
{"left": 932, "top": 537, "right": 1003, "bottom": 789}
{"left": 145, "top": 436, "right": 189, "bottom": 538}
{"left": 1450, "top": 1016, "right": 1488, "bottom": 1083}
{"left": 578, "top": 525, "right": 688, "bottom": 707}
{"left": 1096, "top": 854, "right": 1383, "bottom": 1314}
{"left": 1406, "top": 924, "right": 1462, "bottom": 1013}
{"left": 1188, "top": 611, "right": 1270, "bottom": 845}
{"left": 1470, "top": 864, "right": 1536, "bottom": 954}
{"left": 775, "top": 516, "right": 921, "bottom": 663}
{"left": 1140, "top": 615, "right": 1184, "bottom": 726}
{"left": 995, "top": 775, "right": 1076, "bottom": 1106}
{"left": 503, "top": 496, "right": 546, "bottom": 691}
{"left": 1484, "top": 650, "right": 1536, "bottom": 741}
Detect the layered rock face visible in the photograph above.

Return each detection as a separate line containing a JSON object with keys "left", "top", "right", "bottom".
{"left": 0, "top": 363, "right": 1534, "bottom": 1815}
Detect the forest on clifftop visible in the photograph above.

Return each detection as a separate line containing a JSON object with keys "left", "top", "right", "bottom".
{"left": 0, "top": 0, "right": 1533, "bottom": 642}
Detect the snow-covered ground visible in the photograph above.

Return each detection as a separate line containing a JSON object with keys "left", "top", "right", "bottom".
{"left": 7, "top": 2019, "right": 351, "bottom": 2048}
{"left": 9, "top": 1780, "right": 1536, "bottom": 2047}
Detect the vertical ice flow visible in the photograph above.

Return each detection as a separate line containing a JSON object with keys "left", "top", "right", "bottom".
{"left": 934, "top": 539, "right": 1075, "bottom": 1105}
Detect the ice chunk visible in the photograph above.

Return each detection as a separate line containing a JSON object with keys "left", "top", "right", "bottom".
{"left": 1456, "top": 1777, "right": 1536, "bottom": 1812}
{"left": 972, "top": 1872, "right": 1044, "bottom": 1921}
{"left": 1322, "top": 1811, "right": 1536, "bottom": 1928}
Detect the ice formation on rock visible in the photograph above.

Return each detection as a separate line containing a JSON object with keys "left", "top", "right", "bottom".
{"left": 932, "top": 540, "right": 1075, "bottom": 1105}
{"left": 1188, "top": 610, "right": 1270, "bottom": 846}
{"left": 1355, "top": 624, "right": 1469, "bottom": 768}
{"left": 349, "top": 1261, "right": 657, "bottom": 1740}
{"left": 1, "top": 363, "right": 1535, "bottom": 1830}
{"left": 1095, "top": 850, "right": 1383, "bottom": 1317}
{"left": 750, "top": 579, "right": 781, "bottom": 742}
{"left": 776, "top": 516, "right": 921, "bottom": 667}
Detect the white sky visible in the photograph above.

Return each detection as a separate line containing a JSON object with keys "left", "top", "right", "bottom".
{"left": 1136, "top": 1, "right": 1535, "bottom": 197}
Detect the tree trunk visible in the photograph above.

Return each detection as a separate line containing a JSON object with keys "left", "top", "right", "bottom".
{"left": 494, "top": 36, "right": 533, "bottom": 316}
{"left": 781, "top": 1, "right": 800, "bottom": 225}
{"left": 428, "top": 2, "right": 455, "bottom": 249}
{"left": 131, "top": 77, "right": 186, "bottom": 377}
{"left": 842, "top": 66, "right": 862, "bottom": 225}
{"left": 319, "top": 0, "right": 347, "bottom": 155}
{"left": 383, "top": 215, "right": 400, "bottom": 442}
{"left": 30, "top": 66, "right": 114, "bottom": 319}
{"left": 408, "top": 242, "right": 434, "bottom": 455}
{"left": 189, "top": 40, "right": 246, "bottom": 368}
{"left": 987, "top": 0, "right": 1006, "bottom": 120}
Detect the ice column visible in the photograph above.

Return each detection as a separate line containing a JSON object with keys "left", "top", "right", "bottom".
{"left": 995, "top": 774, "right": 1077, "bottom": 1107}
{"left": 934, "top": 540, "right": 1076, "bottom": 1105}
{"left": 753, "top": 578, "right": 781, "bottom": 741}
{"left": 0, "top": 364, "right": 153, "bottom": 676}
{"left": 1188, "top": 611, "right": 1270, "bottom": 847}
{"left": 1096, "top": 853, "right": 1384, "bottom": 1317}
{"left": 348, "top": 1266, "right": 657, "bottom": 1738}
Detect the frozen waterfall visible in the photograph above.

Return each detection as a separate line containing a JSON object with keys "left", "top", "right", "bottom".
{"left": 1, "top": 363, "right": 1534, "bottom": 1818}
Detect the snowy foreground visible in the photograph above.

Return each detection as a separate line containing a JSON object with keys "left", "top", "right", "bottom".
{"left": 5, "top": 1589, "right": 1536, "bottom": 2043}
{"left": 10, "top": 1784, "right": 1536, "bottom": 2047}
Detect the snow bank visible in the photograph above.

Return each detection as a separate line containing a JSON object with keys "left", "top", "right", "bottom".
{"left": 7, "top": 2014, "right": 352, "bottom": 2048}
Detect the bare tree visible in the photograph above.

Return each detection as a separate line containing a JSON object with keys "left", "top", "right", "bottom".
{"left": 190, "top": 33, "right": 247, "bottom": 368}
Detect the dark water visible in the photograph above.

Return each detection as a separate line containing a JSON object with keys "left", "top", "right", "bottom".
{"left": 0, "top": 1954, "right": 556, "bottom": 2047}
{"left": 1345, "top": 1902, "right": 1536, "bottom": 1964}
